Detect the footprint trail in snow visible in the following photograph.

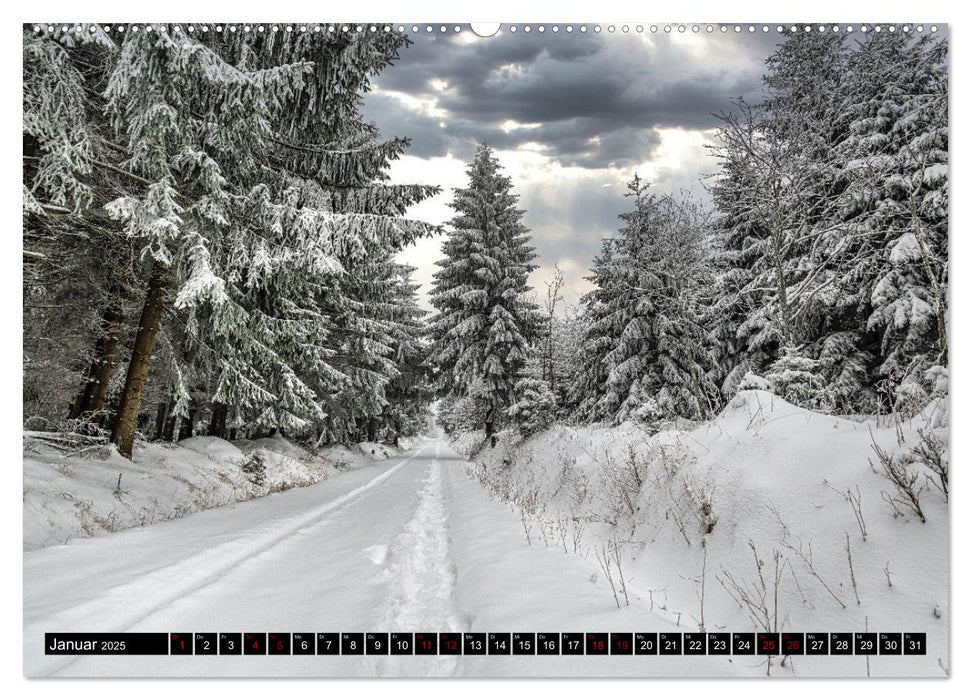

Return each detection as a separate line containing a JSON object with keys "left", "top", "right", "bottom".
{"left": 373, "top": 440, "right": 461, "bottom": 676}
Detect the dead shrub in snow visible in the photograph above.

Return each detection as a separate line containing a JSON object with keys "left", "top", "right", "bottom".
{"left": 595, "top": 444, "right": 644, "bottom": 528}
{"left": 638, "top": 442, "right": 715, "bottom": 545}
{"left": 912, "top": 429, "right": 948, "bottom": 500}
{"left": 870, "top": 435, "right": 926, "bottom": 523}
{"left": 823, "top": 480, "right": 868, "bottom": 541}
{"left": 646, "top": 443, "right": 687, "bottom": 487}
{"left": 551, "top": 441, "right": 592, "bottom": 517}
{"left": 594, "top": 535, "right": 630, "bottom": 609}
{"left": 781, "top": 537, "right": 847, "bottom": 610}
{"left": 716, "top": 541, "right": 784, "bottom": 635}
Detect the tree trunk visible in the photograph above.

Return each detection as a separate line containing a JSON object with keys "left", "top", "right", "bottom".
{"left": 771, "top": 221, "right": 793, "bottom": 345}
{"left": 69, "top": 305, "right": 125, "bottom": 425}
{"left": 178, "top": 403, "right": 196, "bottom": 441}
{"left": 485, "top": 409, "right": 497, "bottom": 447}
{"left": 153, "top": 401, "right": 169, "bottom": 441}
{"left": 208, "top": 402, "right": 228, "bottom": 438}
{"left": 937, "top": 311, "right": 948, "bottom": 367}
{"left": 111, "top": 263, "right": 169, "bottom": 459}
{"left": 162, "top": 408, "right": 178, "bottom": 442}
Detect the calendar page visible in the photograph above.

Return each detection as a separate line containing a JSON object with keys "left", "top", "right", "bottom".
{"left": 22, "top": 20, "right": 949, "bottom": 679}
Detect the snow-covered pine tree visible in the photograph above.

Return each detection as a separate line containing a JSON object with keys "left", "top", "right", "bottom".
{"left": 25, "top": 25, "right": 439, "bottom": 457}
{"left": 376, "top": 264, "right": 434, "bottom": 444}
{"left": 428, "top": 144, "right": 539, "bottom": 442}
{"left": 835, "top": 31, "right": 948, "bottom": 413}
{"left": 23, "top": 26, "right": 142, "bottom": 427}
{"left": 707, "top": 32, "right": 862, "bottom": 411}
{"left": 508, "top": 265, "right": 567, "bottom": 436}
{"left": 574, "top": 178, "right": 717, "bottom": 425}
{"left": 192, "top": 29, "right": 441, "bottom": 445}
{"left": 570, "top": 237, "right": 623, "bottom": 421}
{"left": 707, "top": 29, "right": 947, "bottom": 415}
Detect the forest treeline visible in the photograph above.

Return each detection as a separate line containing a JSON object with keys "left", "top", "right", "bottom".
{"left": 24, "top": 25, "right": 437, "bottom": 456}
{"left": 432, "top": 31, "right": 948, "bottom": 440}
{"left": 23, "top": 26, "right": 947, "bottom": 458}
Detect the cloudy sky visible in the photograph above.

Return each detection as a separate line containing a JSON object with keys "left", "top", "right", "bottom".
{"left": 361, "top": 25, "right": 781, "bottom": 309}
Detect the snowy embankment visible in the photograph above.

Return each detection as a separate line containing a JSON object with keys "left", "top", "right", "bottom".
{"left": 459, "top": 390, "right": 949, "bottom": 676}
{"left": 23, "top": 434, "right": 414, "bottom": 552}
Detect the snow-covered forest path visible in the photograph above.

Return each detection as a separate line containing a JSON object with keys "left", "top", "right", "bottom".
{"left": 24, "top": 436, "right": 737, "bottom": 678}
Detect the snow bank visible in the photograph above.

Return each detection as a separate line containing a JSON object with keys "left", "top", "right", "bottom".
{"left": 22, "top": 434, "right": 406, "bottom": 552}
{"left": 462, "top": 390, "right": 949, "bottom": 676}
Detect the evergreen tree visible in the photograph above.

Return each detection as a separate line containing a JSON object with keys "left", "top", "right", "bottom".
{"left": 571, "top": 238, "right": 623, "bottom": 421}
{"left": 428, "top": 144, "right": 539, "bottom": 442}
{"left": 708, "top": 30, "right": 948, "bottom": 415}
{"left": 23, "top": 27, "right": 138, "bottom": 427}
{"left": 507, "top": 372, "right": 557, "bottom": 437}
{"left": 835, "top": 32, "right": 948, "bottom": 412}
{"left": 574, "top": 178, "right": 716, "bottom": 424}
{"left": 174, "top": 29, "right": 440, "bottom": 445}
{"left": 24, "top": 25, "right": 439, "bottom": 457}
{"left": 377, "top": 264, "right": 435, "bottom": 444}
{"left": 548, "top": 305, "right": 586, "bottom": 414}
{"left": 509, "top": 265, "right": 570, "bottom": 435}
{"left": 763, "top": 31, "right": 876, "bottom": 414}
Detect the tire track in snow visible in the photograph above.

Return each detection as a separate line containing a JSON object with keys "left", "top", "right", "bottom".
{"left": 374, "top": 439, "right": 461, "bottom": 676}
{"left": 31, "top": 444, "right": 428, "bottom": 677}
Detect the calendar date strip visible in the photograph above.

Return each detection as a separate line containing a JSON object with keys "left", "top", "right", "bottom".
{"left": 45, "top": 631, "right": 926, "bottom": 656}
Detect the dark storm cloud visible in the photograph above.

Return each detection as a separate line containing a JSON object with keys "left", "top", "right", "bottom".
{"left": 375, "top": 27, "right": 783, "bottom": 307}
{"left": 365, "top": 28, "right": 776, "bottom": 168}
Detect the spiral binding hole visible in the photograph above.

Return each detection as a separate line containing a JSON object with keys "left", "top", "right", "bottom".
{"left": 28, "top": 23, "right": 941, "bottom": 37}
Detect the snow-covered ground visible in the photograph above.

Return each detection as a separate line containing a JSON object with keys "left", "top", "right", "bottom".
{"left": 23, "top": 433, "right": 411, "bottom": 551}
{"left": 22, "top": 393, "right": 948, "bottom": 678}
{"left": 25, "top": 435, "right": 733, "bottom": 678}
{"left": 464, "top": 390, "right": 949, "bottom": 677}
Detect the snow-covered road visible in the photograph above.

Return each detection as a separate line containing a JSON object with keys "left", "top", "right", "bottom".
{"left": 24, "top": 437, "right": 738, "bottom": 677}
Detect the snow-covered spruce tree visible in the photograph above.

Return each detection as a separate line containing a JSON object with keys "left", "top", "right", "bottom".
{"left": 570, "top": 237, "right": 622, "bottom": 421}
{"left": 507, "top": 371, "right": 557, "bottom": 437}
{"left": 428, "top": 144, "right": 540, "bottom": 443}
{"left": 508, "top": 265, "right": 568, "bottom": 435}
{"left": 190, "top": 30, "right": 440, "bottom": 447}
{"left": 708, "top": 99, "right": 830, "bottom": 389}
{"left": 764, "top": 348, "right": 832, "bottom": 411}
{"left": 376, "top": 264, "right": 435, "bottom": 444}
{"left": 314, "top": 257, "right": 432, "bottom": 445}
{"left": 834, "top": 31, "right": 948, "bottom": 413}
{"left": 36, "top": 25, "right": 438, "bottom": 458}
{"left": 573, "top": 178, "right": 717, "bottom": 425}
{"left": 548, "top": 305, "right": 586, "bottom": 414}
{"left": 761, "top": 31, "right": 881, "bottom": 415}
{"left": 707, "top": 32, "right": 867, "bottom": 412}
{"left": 22, "top": 26, "right": 102, "bottom": 217}
{"left": 95, "top": 26, "right": 309, "bottom": 457}
{"left": 23, "top": 26, "right": 143, "bottom": 427}
{"left": 646, "top": 197, "right": 720, "bottom": 422}
{"left": 707, "top": 30, "right": 948, "bottom": 415}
